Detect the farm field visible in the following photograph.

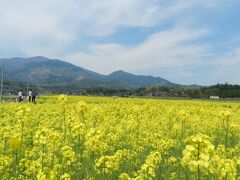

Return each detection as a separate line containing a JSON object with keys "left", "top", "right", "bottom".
{"left": 0, "top": 95, "right": 240, "bottom": 179}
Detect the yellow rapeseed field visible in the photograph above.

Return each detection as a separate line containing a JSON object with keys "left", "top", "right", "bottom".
{"left": 0, "top": 95, "right": 239, "bottom": 179}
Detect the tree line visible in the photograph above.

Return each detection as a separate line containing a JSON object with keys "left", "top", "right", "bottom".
{"left": 75, "top": 83, "right": 240, "bottom": 99}
{"left": 137, "top": 83, "right": 240, "bottom": 98}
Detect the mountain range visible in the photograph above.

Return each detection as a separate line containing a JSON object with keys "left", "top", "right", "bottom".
{"left": 0, "top": 56, "right": 177, "bottom": 89}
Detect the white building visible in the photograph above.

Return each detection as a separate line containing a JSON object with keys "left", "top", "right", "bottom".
{"left": 210, "top": 96, "right": 220, "bottom": 99}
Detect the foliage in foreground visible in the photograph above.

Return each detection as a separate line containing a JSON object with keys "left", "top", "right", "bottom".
{"left": 0, "top": 96, "right": 240, "bottom": 179}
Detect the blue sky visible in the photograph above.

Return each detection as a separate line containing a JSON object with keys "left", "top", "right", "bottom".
{"left": 0, "top": 0, "right": 240, "bottom": 85}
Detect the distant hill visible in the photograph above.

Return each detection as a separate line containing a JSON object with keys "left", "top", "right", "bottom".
{"left": 108, "top": 70, "right": 176, "bottom": 88}
{"left": 0, "top": 56, "right": 177, "bottom": 89}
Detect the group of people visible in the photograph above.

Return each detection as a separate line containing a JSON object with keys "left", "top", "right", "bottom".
{"left": 18, "top": 89, "right": 38, "bottom": 103}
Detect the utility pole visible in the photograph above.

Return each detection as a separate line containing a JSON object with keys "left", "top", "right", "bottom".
{"left": 0, "top": 64, "right": 4, "bottom": 103}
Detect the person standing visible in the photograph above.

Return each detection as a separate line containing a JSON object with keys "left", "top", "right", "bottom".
{"left": 28, "top": 89, "right": 32, "bottom": 102}
{"left": 18, "top": 90, "right": 23, "bottom": 102}
{"left": 32, "top": 90, "right": 37, "bottom": 103}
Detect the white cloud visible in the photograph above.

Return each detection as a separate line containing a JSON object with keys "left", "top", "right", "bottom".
{"left": 0, "top": 1, "right": 74, "bottom": 57}
{"left": 210, "top": 47, "right": 240, "bottom": 84}
{"left": 0, "top": 0, "right": 219, "bottom": 47}
{"left": 65, "top": 26, "right": 211, "bottom": 74}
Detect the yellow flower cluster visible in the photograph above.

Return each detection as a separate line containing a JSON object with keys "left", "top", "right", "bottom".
{"left": 61, "top": 146, "right": 76, "bottom": 166}
{"left": 84, "top": 128, "right": 109, "bottom": 155}
{"left": 182, "top": 134, "right": 239, "bottom": 179}
{"left": 181, "top": 134, "right": 215, "bottom": 175}
{"left": 0, "top": 95, "right": 239, "bottom": 179}
{"left": 119, "top": 151, "right": 161, "bottom": 180}
{"left": 57, "top": 94, "right": 68, "bottom": 103}
{"left": 76, "top": 101, "right": 87, "bottom": 113}
{"left": 94, "top": 149, "right": 132, "bottom": 174}
{"left": 134, "top": 151, "right": 162, "bottom": 179}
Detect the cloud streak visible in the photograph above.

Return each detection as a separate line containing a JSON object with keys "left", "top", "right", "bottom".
{"left": 65, "top": 26, "right": 211, "bottom": 74}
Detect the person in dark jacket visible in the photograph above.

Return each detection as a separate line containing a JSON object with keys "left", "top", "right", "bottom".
{"left": 32, "top": 91, "right": 37, "bottom": 103}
